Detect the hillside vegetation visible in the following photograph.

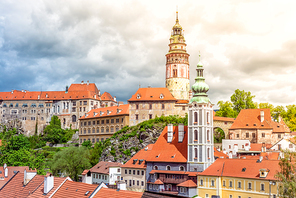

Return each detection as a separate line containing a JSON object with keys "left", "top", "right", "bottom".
{"left": 99, "top": 115, "right": 188, "bottom": 163}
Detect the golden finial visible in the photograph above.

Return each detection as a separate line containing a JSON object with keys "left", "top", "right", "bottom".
{"left": 176, "top": 6, "right": 179, "bottom": 22}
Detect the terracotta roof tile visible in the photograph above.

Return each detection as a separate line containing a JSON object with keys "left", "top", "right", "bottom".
{"left": 230, "top": 109, "right": 290, "bottom": 133}
{"left": 149, "top": 170, "right": 198, "bottom": 177}
{"left": 128, "top": 88, "right": 176, "bottom": 102}
{"left": 82, "top": 170, "right": 90, "bottom": 175}
{"left": 100, "top": 92, "right": 114, "bottom": 101}
{"left": 93, "top": 187, "right": 143, "bottom": 198}
{"left": 0, "top": 166, "right": 30, "bottom": 188}
{"left": 79, "top": 104, "right": 129, "bottom": 120}
{"left": 213, "top": 116, "right": 235, "bottom": 122}
{"left": 145, "top": 126, "right": 187, "bottom": 163}
{"left": 51, "top": 180, "right": 98, "bottom": 198}
{"left": 176, "top": 100, "right": 189, "bottom": 104}
{"left": 249, "top": 143, "right": 272, "bottom": 151}
{"left": 121, "top": 144, "right": 154, "bottom": 169}
{"left": 199, "top": 158, "right": 280, "bottom": 181}
{"left": 214, "top": 147, "right": 229, "bottom": 159}
{"left": 89, "top": 161, "right": 122, "bottom": 174}
{"left": 176, "top": 180, "right": 197, "bottom": 187}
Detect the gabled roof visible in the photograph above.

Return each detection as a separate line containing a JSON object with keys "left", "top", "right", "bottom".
{"left": 68, "top": 83, "right": 99, "bottom": 94}
{"left": 0, "top": 166, "right": 30, "bottom": 188}
{"left": 0, "top": 172, "right": 43, "bottom": 198}
{"left": 128, "top": 88, "right": 176, "bottom": 102}
{"left": 51, "top": 180, "right": 98, "bottom": 198}
{"left": 89, "top": 161, "right": 122, "bottom": 174}
{"left": 93, "top": 187, "right": 143, "bottom": 198}
{"left": 121, "top": 144, "right": 154, "bottom": 169}
{"left": 79, "top": 104, "right": 129, "bottom": 120}
{"left": 100, "top": 92, "right": 114, "bottom": 101}
{"left": 28, "top": 177, "right": 70, "bottom": 198}
{"left": 145, "top": 126, "right": 188, "bottom": 163}
{"left": 230, "top": 109, "right": 290, "bottom": 133}
{"left": 214, "top": 147, "right": 229, "bottom": 159}
{"left": 199, "top": 158, "right": 280, "bottom": 181}
{"left": 176, "top": 180, "right": 197, "bottom": 187}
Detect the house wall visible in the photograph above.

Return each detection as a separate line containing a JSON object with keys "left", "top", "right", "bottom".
{"left": 197, "top": 176, "right": 278, "bottom": 198}
{"left": 91, "top": 173, "right": 109, "bottom": 184}
{"left": 121, "top": 167, "right": 146, "bottom": 192}
{"left": 128, "top": 101, "right": 187, "bottom": 126}
{"left": 109, "top": 167, "right": 121, "bottom": 185}
{"left": 79, "top": 114, "right": 129, "bottom": 144}
{"left": 270, "top": 139, "right": 296, "bottom": 151}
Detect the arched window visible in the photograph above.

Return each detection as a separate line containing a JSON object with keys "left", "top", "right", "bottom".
{"left": 97, "top": 127, "right": 100, "bottom": 133}
{"left": 88, "top": 128, "right": 91, "bottom": 133}
{"left": 154, "top": 166, "right": 158, "bottom": 170}
{"left": 179, "top": 166, "right": 185, "bottom": 171}
{"left": 166, "top": 165, "right": 171, "bottom": 170}
{"left": 194, "top": 112, "right": 198, "bottom": 124}
{"left": 72, "top": 115, "right": 76, "bottom": 122}
{"left": 207, "top": 148, "right": 210, "bottom": 159}
{"left": 194, "top": 130, "right": 198, "bottom": 141}
{"left": 173, "top": 69, "right": 178, "bottom": 77}
{"left": 195, "top": 148, "right": 198, "bottom": 159}
{"left": 92, "top": 128, "right": 95, "bottom": 133}
{"left": 207, "top": 130, "right": 210, "bottom": 141}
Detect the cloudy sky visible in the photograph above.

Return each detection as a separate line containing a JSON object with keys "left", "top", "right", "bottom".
{"left": 1, "top": 0, "right": 296, "bottom": 107}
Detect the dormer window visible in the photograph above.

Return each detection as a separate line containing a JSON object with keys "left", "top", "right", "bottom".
{"left": 160, "top": 94, "right": 164, "bottom": 99}
{"left": 259, "top": 168, "right": 269, "bottom": 178}
{"left": 137, "top": 94, "right": 141, "bottom": 99}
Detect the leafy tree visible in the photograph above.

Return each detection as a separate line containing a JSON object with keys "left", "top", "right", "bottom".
{"left": 82, "top": 140, "right": 92, "bottom": 149}
{"left": 231, "top": 89, "right": 256, "bottom": 114}
{"left": 215, "top": 101, "right": 237, "bottom": 118}
{"left": 43, "top": 116, "right": 75, "bottom": 144}
{"left": 90, "top": 141, "right": 105, "bottom": 166}
{"left": 49, "top": 146, "right": 91, "bottom": 181}
{"left": 276, "top": 150, "right": 296, "bottom": 197}
{"left": 214, "top": 128, "right": 225, "bottom": 143}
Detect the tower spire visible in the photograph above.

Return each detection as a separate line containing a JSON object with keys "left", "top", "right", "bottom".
{"left": 176, "top": 6, "right": 179, "bottom": 23}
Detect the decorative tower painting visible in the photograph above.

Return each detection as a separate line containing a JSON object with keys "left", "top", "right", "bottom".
{"left": 187, "top": 54, "right": 214, "bottom": 172}
{"left": 165, "top": 11, "right": 190, "bottom": 101}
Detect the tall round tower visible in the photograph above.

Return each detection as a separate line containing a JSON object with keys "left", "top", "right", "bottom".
{"left": 165, "top": 11, "right": 190, "bottom": 101}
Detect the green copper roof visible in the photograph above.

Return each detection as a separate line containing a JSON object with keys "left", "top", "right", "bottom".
{"left": 189, "top": 54, "right": 211, "bottom": 104}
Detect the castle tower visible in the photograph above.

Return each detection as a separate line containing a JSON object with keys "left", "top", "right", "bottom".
{"left": 187, "top": 55, "right": 214, "bottom": 172}
{"left": 165, "top": 11, "right": 190, "bottom": 101}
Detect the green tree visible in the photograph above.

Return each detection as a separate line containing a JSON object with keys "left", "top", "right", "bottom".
{"left": 82, "top": 140, "right": 92, "bottom": 149}
{"left": 49, "top": 146, "right": 91, "bottom": 181}
{"left": 215, "top": 101, "right": 237, "bottom": 118}
{"left": 213, "top": 128, "right": 225, "bottom": 143}
{"left": 231, "top": 89, "right": 256, "bottom": 114}
{"left": 90, "top": 141, "right": 105, "bottom": 166}
{"left": 276, "top": 150, "right": 296, "bottom": 198}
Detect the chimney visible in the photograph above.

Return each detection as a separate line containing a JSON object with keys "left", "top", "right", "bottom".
{"left": 46, "top": 93, "right": 48, "bottom": 98}
{"left": 178, "top": 124, "right": 184, "bottom": 142}
{"left": 262, "top": 142, "right": 266, "bottom": 152}
{"left": 11, "top": 90, "right": 13, "bottom": 94}
{"left": 81, "top": 81, "right": 84, "bottom": 84}
{"left": 24, "top": 169, "right": 37, "bottom": 185}
{"left": 114, "top": 96, "right": 116, "bottom": 102}
{"left": 94, "top": 95, "right": 96, "bottom": 99}
{"left": 4, "top": 167, "right": 8, "bottom": 178}
{"left": 44, "top": 174, "right": 54, "bottom": 194}
{"left": 22, "top": 90, "right": 24, "bottom": 92}
{"left": 260, "top": 110, "right": 264, "bottom": 122}
{"left": 167, "top": 124, "right": 173, "bottom": 143}
{"left": 38, "top": 95, "right": 40, "bottom": 100}
{"left": 65, "top": 86, "right": 68, "bottom": 93}
{"left": 87, "top": 80, "right": 89, "bottom": 85}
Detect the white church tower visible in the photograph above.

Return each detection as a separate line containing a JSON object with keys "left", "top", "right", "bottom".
{"left": 187, "top": 54, "right": 214, "bottom": 172}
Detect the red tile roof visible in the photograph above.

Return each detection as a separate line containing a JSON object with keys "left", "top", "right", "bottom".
{"left": 82, "top": 170, "right": 90, "bottom": 175}
{"left": 121, "top": 144, "right": 154, "bottom": 169}
{"left": 199, "top": 158, "right": 280, "bottom": 181}
{"left": 128, "top": 88, "right": 176, "bottom": 102}
{"left": 149, "top": 170, "right": 198, "bottom": 177}
{"left": 51, "top": 180, "right": 98, "bottom": 198}
{"left": 89, "top": 161, "right": 122, "bottom": 174}
{"left": 68, "top": 83, "right": 99, "bottom": 94}
{"left": 145, "top": 126, "right": 188, "bottom": 163}
{"left": 0, "top": 172, "right": 43, "bottom": 198}
{"left": 176, "top": 100, "right": 189, "bottom": 104}
{"left": 0, "top": 166, "right": 30, "bottom": 188}
{"left": 79, "top": 104, "right": 129, "bottom": 120}
{"left": 153, "top": 179, "right": 164, "bottom": 185}
{"left": 213, "top": 116, "right": 235, "bottom": 122}
{"left": 214, "top": 147, "right": 229, "bottom": 159}
{"left": 249, "top": 143, "right": 272, "bottom": 151}
{"left": 100, "top": 92, "right": 114, "bottom": 101}
{"left": 93, "top": 187, "right": 143, "bottom": 198}
{"left": 230, "top": 109, "right": 290, "bottom": 133}
{"left": 176, "top": 180, "right": 197, "bottom": 187}
{"left": 28, "top": 177, "right": 70, "bottom": 198}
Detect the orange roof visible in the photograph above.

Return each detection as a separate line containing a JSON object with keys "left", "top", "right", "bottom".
{"left": 128, "top": 87, "right": 176, "bottom": 102}
{"left": 28, "top": 177, "right": 70, "bottom": 198}
{"left": 176, "top": 180, "right": 197, "bottom": 187}
{"left": 145, "top": 126, "right": 188, "bottom": 163}
{"left": 80, "top": 104, "right": 129, "bottom": 120}
{"left": 100, "top": 92, "right": 114, "bottom": 101}
{"left": 51, "top": 180, "right": 98, "bottom": 198}
{"left": 82, "top": 169, "right": 89, "bottom": 175}
{"left": 214, "top": 147, "right": 229, "bottom": 159}
{"left": 0, "top": 166, "right": 30, "bottom": 188}
{"left": 68, "top": 83, "right": 99, "bottom": 94}
{"left": 176, "top": 100, "right": 189, "bottom": 104}
{"left": 230, "top": 109, "right": 290, "bottom": 133}
{"left": 89, "top": 161, "right": 122, "bottom": 174}
{"left": 199, "top": 158, "right": 280, "bottom": 181}
{"left": 213, "top": 116, "right": 235, "bottom": 122}
{"left": 149, "top": 170, "right": 198, "bottom": 177}
{"left": 249, "top": 143, "right": 272, "bottom": 151}
{"left": 154, "top": 179, "right": 164, "bottom": 185}
{"left": 122, "top": 144, "right": 154, "bottom": 169}
{"left": 0, "top": 172, "right": 43, "bottom": 198}
{"left": 93, "top": 188, "right": 143, "bottom": 198}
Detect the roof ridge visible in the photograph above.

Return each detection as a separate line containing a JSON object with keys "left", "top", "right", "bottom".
{"left": 0, "top": 170, "right": 19, "bottom": 191}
